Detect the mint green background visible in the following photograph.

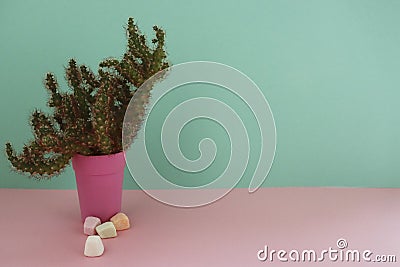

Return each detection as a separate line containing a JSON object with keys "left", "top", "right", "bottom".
{"left": 1, "top": 0, "right": 400, "bottom": 189}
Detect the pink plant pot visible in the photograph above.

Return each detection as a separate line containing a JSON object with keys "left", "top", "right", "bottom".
{"left": 72, "top": 152, "right": 126, "bottom": 222}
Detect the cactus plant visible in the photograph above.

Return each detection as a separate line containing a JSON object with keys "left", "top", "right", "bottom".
{"left": 5, "top": 18, "right": 169, "bottom": 178}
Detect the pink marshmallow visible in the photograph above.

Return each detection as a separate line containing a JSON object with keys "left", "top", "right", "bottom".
{"left": 84, "top": 216, "right": 101, "bottom": 235}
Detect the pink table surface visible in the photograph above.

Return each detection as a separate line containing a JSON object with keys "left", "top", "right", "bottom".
{"left": 0, "top": 187, "right": 399, "bottom": 266}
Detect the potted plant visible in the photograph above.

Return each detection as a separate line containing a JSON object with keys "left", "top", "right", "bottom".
{"left": 5, "top": 18, "right": 169, "bottom": 222}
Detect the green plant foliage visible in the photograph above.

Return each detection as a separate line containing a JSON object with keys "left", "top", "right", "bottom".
{"left": 5, "top": 18, "right": 169, "bottom": 178}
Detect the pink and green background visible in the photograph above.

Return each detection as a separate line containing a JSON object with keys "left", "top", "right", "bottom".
{"left": 1, "top": 1, "right": 400, "bottom": 266}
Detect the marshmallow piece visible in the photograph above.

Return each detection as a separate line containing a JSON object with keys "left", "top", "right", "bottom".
{"left": 96, "top": 222, "right": 117, "bottom": 238}
{"left": 110, "top": 212, "right": 130, "bottom": 231}
{"left": 84, "top": 236, "right": 104, "bottom": 257}
{"left": 84, "top": 216, "right": 101, "bottom": 235}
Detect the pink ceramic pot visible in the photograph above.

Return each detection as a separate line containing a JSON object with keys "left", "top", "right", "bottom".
{"left": 72, "top": 152, "right": 126, "bottom": 222}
